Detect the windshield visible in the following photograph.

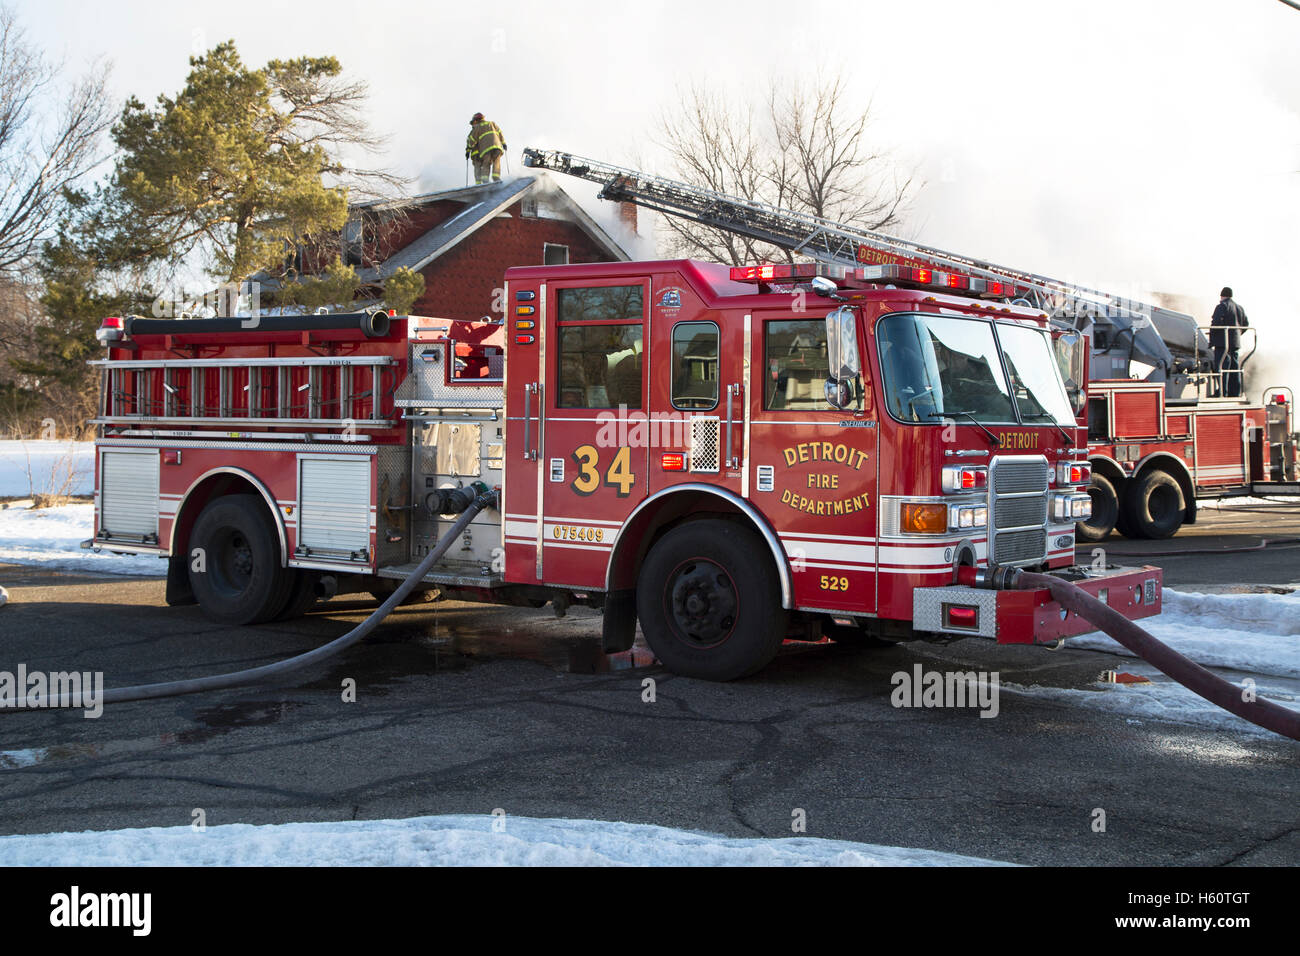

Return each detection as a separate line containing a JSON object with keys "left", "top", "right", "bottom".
{"left": 877, "top": 314, "right": 1016, "bottom": 423}
{"left": 996, "top": 322, "right": 1077, "bottom": 425}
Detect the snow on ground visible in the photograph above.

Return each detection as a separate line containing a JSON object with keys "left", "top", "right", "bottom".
{"left": 1014, "top": 588, "right": 1300, "bottom": 739}
{"left": 1198, "top": 495, "right": 1300, "bottom": 509}
{"left": 0, "top": 814, "right": 1011, "bottom": 867}
{"left": 0, "top": 441, "right": 93, "bottom": 498}
{"left": 1005, "top": 677, "right": 1297, "bottom": 742}
{"left": 0, "top": 503, "right": 162, "bottom": 576}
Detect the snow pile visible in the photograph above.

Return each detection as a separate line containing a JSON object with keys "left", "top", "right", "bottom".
{"left": 0, "top": 503, "right": 162, "bottom": 576}
{"left": 0, "top": 441, "right": 94, "bottom": 498}
{"left": 0, "top": 815, "right": 1010, "bottom": 867}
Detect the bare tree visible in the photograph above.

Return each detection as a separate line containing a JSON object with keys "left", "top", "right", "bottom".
{"left": 0, "top": 6, "right": 112, "bottom": 276}
{"left": 654, "top": 71, "right": 919, "bottom": 265}
{"left": 264, "top": 55, "right": 408, "bottom": 203}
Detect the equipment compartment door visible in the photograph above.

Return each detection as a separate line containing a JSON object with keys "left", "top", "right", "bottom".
{"left": 538, "top": 277, "right": 650, "bottom": 588}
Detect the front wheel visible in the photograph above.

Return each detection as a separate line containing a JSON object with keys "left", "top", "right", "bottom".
{"left": 636, "top": 519, "right": 788, "bottom": 681}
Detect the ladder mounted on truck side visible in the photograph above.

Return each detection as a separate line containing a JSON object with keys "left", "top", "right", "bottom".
{"left": 522, "top": 147, "right": 1215, "bottom": 395}
{"left": 90, "top": 354, "right": 398, "bottom": 438}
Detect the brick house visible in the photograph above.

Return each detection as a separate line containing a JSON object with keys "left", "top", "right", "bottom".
{"left": 293, "top": 176, "right": 635, "bottom": 319}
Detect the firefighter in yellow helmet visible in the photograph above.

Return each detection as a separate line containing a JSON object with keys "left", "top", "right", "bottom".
{"left": 466, "top": 112, "right": 507, "bottom": 185}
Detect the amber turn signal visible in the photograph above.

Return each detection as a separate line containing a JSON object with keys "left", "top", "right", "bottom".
{"left": 900, "top": 502, "right": 948, "bottom": 534}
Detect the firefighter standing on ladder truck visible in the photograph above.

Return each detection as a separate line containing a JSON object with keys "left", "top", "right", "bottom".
{"left": 1210, "top": 286, "right": 1249, "bottom": 398}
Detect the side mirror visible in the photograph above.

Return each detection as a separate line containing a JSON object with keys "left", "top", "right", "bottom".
{"left": 824, "top": 379, "right": 853, "bottom": 410}
{"left": 824, "top": 306, "right": 860, "bottom": 381}
{"left": 1053, "top": 330, "right": 1087, "bottom": 417}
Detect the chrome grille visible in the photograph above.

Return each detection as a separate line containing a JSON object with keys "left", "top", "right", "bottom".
{"left": 990, "top": 456, "right": 1049, "bottom": 566}
{"left": 995, "top": 496, "right": 1047, "bottom": 528}
{"left": 994, "top": 458, "right": 1049, "bottom": 494}
{"left": 994, "top": 529, "right": 1047, "bottom": 565}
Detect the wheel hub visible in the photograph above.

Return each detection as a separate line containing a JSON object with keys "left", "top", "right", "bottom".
{"left": 666, "top": 558, "right": 738, "bottom": 648}
{"left": 213, "top": 529, "right": 254, "bottom": 594}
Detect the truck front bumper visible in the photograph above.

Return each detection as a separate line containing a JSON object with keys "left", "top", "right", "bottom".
{"left": 912, "top": 564, "right": 1163, "bottom": 645}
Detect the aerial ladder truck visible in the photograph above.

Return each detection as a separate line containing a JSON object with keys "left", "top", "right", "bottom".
{"left": 523, "top": 148, "right": 1299, "bottom": 542}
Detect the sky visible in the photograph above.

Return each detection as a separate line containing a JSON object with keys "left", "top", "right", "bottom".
{"left": 18, "top": 0, "right": 1300, "bottom": 386}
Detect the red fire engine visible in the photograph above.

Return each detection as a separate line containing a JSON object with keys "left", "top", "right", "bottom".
{"left": 87, "top": 255, "right": 1163, "bottom": 680}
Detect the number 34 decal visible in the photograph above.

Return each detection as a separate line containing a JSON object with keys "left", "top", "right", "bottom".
{"left": 571, "top": 444, "right": 636, "bottom": 497}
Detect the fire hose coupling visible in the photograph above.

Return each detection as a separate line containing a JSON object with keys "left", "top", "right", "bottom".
{"left": 427, "top": 481, "right": 495, "bottom": 516}
{"left": 955, "top": 565, "right": 1022, "bottom": 590}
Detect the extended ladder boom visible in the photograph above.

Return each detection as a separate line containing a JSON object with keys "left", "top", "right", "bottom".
{"left": 522, "top": 147, "right": 1212, "bottom": 389}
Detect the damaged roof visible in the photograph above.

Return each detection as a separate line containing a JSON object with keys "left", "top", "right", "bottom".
{"left": 358, "top": 174, "right": 631, "bottom": 283}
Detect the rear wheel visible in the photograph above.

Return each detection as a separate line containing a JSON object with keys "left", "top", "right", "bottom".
{"left": 273, "top": 570, "right": 320, "bottom": 621}
{"left": 1076, "top": 473, "right": 1118, "bottom": 541}
{"left": 636, "top": 519, "right": 788, "bottom": 681}
{"left": 188, "top": 494, "right": 290, "bottom": 625}
{"left": 1124, "top": 469, "right": 1185, "bottom": 539}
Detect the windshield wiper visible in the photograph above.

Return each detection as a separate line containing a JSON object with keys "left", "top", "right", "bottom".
{"left": 1020, "top": 411, "right": 1075, "bottom": 447}
{"left": 924, "top": 410, "right": 1002, "bottom": 447}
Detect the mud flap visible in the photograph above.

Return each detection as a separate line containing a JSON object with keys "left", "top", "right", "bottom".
{"left": 165, "top": 552, "right": 197, "bottom": 606}
{"left": 601, "top": 589, "right": 637, "bottom": 652}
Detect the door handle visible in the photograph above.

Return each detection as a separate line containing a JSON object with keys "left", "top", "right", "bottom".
{"left": 724, "top": 382, "right": 742, "bottom": 469}
{"left": 522, "top": 383, "right": 540, "bottom": 461}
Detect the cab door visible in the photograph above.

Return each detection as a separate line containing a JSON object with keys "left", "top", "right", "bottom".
{"left": 538, "top": 277, "right": 650, "bottom": 588}
{"left": 747, "top": 308, "right": 878, "bottom": 614}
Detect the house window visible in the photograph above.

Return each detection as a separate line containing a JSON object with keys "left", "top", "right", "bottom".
{"left": 342, "top": 218, "right": 363, "bottom": 266}
{"left": 544, "top": 243, "right": 569, "bottom": 265}
{"left": 521, "top": 198, "right": 538, "bottom": 218}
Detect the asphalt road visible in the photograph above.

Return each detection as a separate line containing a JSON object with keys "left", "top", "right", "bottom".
{"left": 0, "top": 504, "right": 1296, "bottom": 866}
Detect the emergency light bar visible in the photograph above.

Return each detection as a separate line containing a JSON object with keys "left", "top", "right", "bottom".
{"left": 96, "top": 317, "right": 126, "bottom": 344}
{"left": 728, "top": 262, "right": 1019, "bottom": 298}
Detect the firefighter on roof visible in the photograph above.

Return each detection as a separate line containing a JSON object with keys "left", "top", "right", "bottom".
{"left": 466, "top": 113, "right": 507, "bottom": 185}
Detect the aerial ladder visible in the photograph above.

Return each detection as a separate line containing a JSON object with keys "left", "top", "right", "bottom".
{"left": 522, "top": 148, "right": 1226, "bottom": 402}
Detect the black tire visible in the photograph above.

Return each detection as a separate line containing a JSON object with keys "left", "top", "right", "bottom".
{"left": 636, "top": 519, "right": 788, "bottom": 681}
{"left": 1123, "top": 469, "right": 1185, "bottom": 539}
{"left": 188, "top": 494, "right": 291, "bottom": 625}
{"left": 273, "top": 570, "right": 320, "bottom": 621}
{"left": 1114, "top": 490, "right": 1138, "bottom": 539}
{"left": 1076, "top": 473, "right": 1118, "bottom": 542}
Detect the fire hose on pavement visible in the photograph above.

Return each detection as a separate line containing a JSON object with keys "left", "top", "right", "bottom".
{"left": 963, "top": 566, "right": 1300, "bottom": 742}
{"left": 7, "top": 487, "right": 499, "bottom": 712}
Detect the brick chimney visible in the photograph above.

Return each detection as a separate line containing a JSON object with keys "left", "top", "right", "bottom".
{"left": 617, "top": 201, "right": 638, "bottom": 237}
